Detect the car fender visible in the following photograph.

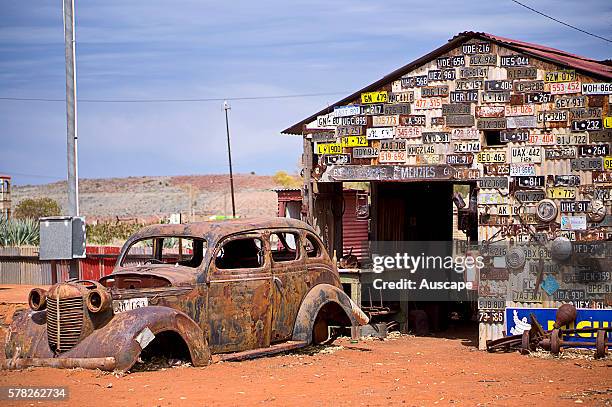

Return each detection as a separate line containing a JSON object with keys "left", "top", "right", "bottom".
{"left": 292, "top": 284, "right": 369, "bottom": 342}
{"left": 5, "top": 306, "right": 211, "bottom": 371}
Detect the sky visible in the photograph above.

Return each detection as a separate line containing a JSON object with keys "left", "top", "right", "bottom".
{"left": 1, "top": 0, "right": 611, "bottom": 185}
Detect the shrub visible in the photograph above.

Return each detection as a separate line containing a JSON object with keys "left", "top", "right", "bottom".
{"left": 273, "top": 171, "right": 301, "bottom": 188}
{"left": 14, "top": 197, "right": 61, "bottom": 220}
{"left": 86, "top": 222, "right": 144, "bottom": 245}
{"left": 0, "top": 218, "right": 40, "bottom": 246}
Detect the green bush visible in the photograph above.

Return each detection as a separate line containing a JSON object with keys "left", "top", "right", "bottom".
{"left": 86, "top": 222, "right": 144, "bottom": 245}
{"left": 273, "top": 171, "right": 301, "bottom": 188}
{"left": 0, "top": 218, "right": 40, "bottom": 247}
{"left": 14, "top": 197, "right": 61, "bottom": 220}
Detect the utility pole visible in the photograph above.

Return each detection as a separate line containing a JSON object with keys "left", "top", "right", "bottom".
{"left": 223, "top": 101, "right": 236, "bottom": 218}
{"left": 63, "top": 0, "right": 80, "bottom": 278}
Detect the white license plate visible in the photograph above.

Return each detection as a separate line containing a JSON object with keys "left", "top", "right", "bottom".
{"left": 113, "top": 297, "right": 149, "bottom": 314}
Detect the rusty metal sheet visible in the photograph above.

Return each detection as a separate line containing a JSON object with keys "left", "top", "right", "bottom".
{"left": 446, "top": 115, "right": 475, "bottom": 127}
{"left": 590, "top": 129, "right": 612, "bottom": 143}
{"left": 399, "top": 115, "right": 426, "bottom": 126}
{"left": 507, "top": 67, "right": 537, "bottom": 79}
{"left": 372, "top": 115, "right": 400, "bottom": 127}
{"left": 504, "top": 104, "right": 535, "bottom": 117}
{"left": 383, "top": 103, "right": 411, "bottom": 115}
{"left": 336, "top": 125, "right": 363, "bottom": 136}
{"left": 587, "top": 95, "right": 606, "bottom": 107}
{"left": 476, "top": 105, "right": 505, "bottom": 118}
{"left": 570, "top": 107, "right": 603, "bottom": 120}
{"left": 321, "top": 165, "right": 455, "bottom": 182}
{"left": 421, "top": 85, "right": 449, "bottom": 98}
{"left": 470, "top": 54, "right": 497, "bottom": 66}
{"left": 395, "top": 126, "right": 422, "bottom": 138}
{"left": 459, "top": 67, "right": 488, "bottom": 78}
{"left": 442, "top": 103, "right": 471, "bottom": 115}
{"left": 477, "top": 118, "right": 507, "bottom": 130}
{"left": 570, "top": 157, "right": 604, "bottom": 171}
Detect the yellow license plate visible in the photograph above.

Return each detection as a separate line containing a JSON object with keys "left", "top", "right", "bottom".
{"left": 361, "top": 91, "right": 388, "bottom": 104}
{"left": 340, "top": 136, "right": 367, "bottom": 147}
{"left": 547, "top": 187, "right": 576, "bottom": 199}
{"left": 477, "top": 152, "right": 506, "bottom": 163}
{"left": 604, "top": 117, "right": 612, "bottom": 128}
{"left": 316, "top": 143, "right": 343, "bottom": 155}
{"left": 604, "top": 156, "right": 612, "bottom": 170}
{"left": 544, "top": 70, "right": 576, "bottom": 83}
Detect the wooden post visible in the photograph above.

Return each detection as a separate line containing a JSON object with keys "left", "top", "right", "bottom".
{"left": 51, "top": 260, "right": 58, "bottom": 284}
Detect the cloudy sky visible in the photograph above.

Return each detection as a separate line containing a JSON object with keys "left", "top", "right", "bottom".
{"left": 1, "top": 0, "right": 610, "bottom": 185}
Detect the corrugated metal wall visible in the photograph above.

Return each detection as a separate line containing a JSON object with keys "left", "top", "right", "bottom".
{"left": 342, "top": 190, "right": 369, "bottom": 261}
{"left": 0, "top": 246, "right": 118, "bottom": 285}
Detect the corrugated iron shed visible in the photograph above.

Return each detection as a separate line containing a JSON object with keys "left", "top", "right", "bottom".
{"left": 282, "top": 31, "right": 612, "bottom": 135}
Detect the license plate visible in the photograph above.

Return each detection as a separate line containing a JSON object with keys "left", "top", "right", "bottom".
{"left": 478, "top": 310, "right": 504, "bottom": 324}
{"left": 547, "top": 187, "right": 576, "bottom": 199}
{"left": 361, "top": 91, "right": 387, "bottom": 104}
{"left": 549, "top": 81, "right": 581, "bottom": 95}
{"left": 379, "top": 150, "right": 406, "bottom": 163}
{"left": 113, "top": 297, "right": 149, "bottom": 314}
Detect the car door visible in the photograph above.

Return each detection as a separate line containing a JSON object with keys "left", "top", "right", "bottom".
{"left": 267, "top": 229, "right": 307, "bottom": 343}
{"left": 206, "top": 232, "right": 273, "bottom": 353}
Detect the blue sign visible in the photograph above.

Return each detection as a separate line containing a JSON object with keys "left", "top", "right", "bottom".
{"left": 505, "top": 307, "right": 612, "bottom": 346}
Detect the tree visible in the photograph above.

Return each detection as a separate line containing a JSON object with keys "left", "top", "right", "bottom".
{"left": 14, "top": 197, "right": 61, "bottom": 220}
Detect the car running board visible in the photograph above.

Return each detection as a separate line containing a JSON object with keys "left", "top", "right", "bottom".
{"left": 212, "top": 340, "right": 308, "bottom": 363}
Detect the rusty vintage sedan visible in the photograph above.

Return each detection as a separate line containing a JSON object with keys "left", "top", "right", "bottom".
{"left": 4, "top": 218, "right": 368, "bottom": 371}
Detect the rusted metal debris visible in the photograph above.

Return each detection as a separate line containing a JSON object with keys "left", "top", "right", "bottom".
{"left": 487, "top": 304, "right": 611, "bottom": 359}
{"left": 4, "top": 218, "right": 368, "bottom": 372}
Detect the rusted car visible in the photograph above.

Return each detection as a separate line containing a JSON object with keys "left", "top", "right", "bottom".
{"left": 4, "top": 218, "right": 368, "bottom": 371}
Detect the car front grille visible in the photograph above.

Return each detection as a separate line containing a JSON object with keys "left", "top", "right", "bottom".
{"left": 47, "top": 296, "right": 84, "bottom": 353}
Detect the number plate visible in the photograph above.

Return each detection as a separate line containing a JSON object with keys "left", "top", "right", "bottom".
{"left": 544, "top": 70, "right": 576, "bottom": 83}
{"left": 414, "top": 98, "right": 443, "bottom": 109}
{"left": 340, "top": 136, "right": 367, "bottom": 147}
{"left": 316, "top": 143, "right": 343, "bottom": 155}
{"left": 476, "top": 105, "right": 505, "bottom": 118}
{"left": 581, "top": 82, "right": 612, "bottom": 95}
{"left": 379, "top": 150, "right": 406, "bottom": 163}
{"left": 372, "top": 115, "right": 400, "bottom": 127}
{"left": 500, "top": 54, "right": 529, "bottom": 67}
{"left": 570, "top": 157, "right": 604, "bottom": 171}
{"left": 366, "top": 127, "right": 395, "bottom": 140}
{"left": 555, "top": 96, "right": 586, "bottom": 109}
{"left": 446, "top": 154, "right": 474, "bottom": 165}
{"left": 470, "top": 54, "right": 497, "bottom": 66}
{"left": 396, "top": 126, "right": 422, "bottom": 138}
{"left": 561, "top": 215, "right": 587, "bottom": 230}
{"left": 451, "top": 128, "right": 479, "bottom": 139}
{"left": 482, "top": 92, "right": 510, "bottom": 103}
{"left": 453, "top": 141, "right": 481, "bottom": 153}
{"left": 510, "top": 164, "right": 535, "bottom": 176}
{"left": 324, "top": 154, "right": 351, "bottom": 165}
{"left": 571, "top": 119, "right": 603, "bottom": 132}
{"left": 361, "top": 91, "right": 388, "bottom": 104}
{"left": 507, "top": 67, "right": 537, "bottom": 79}
{"left": 450, "top": 90, "right": 478, "bottom": 103}
{"left": 516, "top": 176, "right": 545, "bottom": 188}
{"left": 420, "top": 86, "right": 449, "bottom": 98}
{"left": 550, "top": 81, "right": 581, "bottom": 95}
{"left": 478, "top": 177, "right": 508, "bottom": 188}
{"left": 511, "top": 146, "right": 542, "bottom": 163}
{"left": 545, "top": 147, "right": 577, "bottom": 159}
{"left": 477, "top": 152, "right": 507, "bottom": 163}
{"left": 113, "top": 297, "right": 148, "bottom": 314}
{"left": 477, "top": 118, "right": 507, "bottom": 130}
{"left": 462, "top": 42, "right": 491, "bottom": 54}
{"left": 556, "top": 133, "right": 588, "bottom": 145}
{"left": 478, "top": 310, "right": 504, "bottom": 324}
{"left": 547, "top": 187, "right": 576, "bottom": 199}
{"left": 504, "top": 104, "right": 535, "bottom": 117}
{"left": 500, "top": 130, "right": 529, "bottom": 143}
{"left": 578, "top": 144, "right": 610, "bottom": 157}
{"left": 560, "top": 200, "right": 589, "bottom": 213}
{"left": 422, "top": 132, "right": 450, "bottom": 143}
{"left": 514, "top": 190, "right": 545, "bottom": 202}
{"left": 352, "top": 147, "right": 379, "bottom": 159}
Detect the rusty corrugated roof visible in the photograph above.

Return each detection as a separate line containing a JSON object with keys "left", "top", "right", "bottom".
{"left": 282, "top": 31, "right": 611, "bottom": 135}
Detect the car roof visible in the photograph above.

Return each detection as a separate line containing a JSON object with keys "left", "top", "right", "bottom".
{"left": 128, "top": 217, "right": 314, "bottom": 243}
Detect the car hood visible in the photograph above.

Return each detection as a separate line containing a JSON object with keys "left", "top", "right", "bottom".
{"left": 102, "top": 265, "right": 200, "bottom": 287}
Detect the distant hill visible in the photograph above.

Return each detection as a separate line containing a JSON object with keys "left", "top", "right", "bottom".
{"left": 12, "top": 174, "right": 291, "bottom": 222}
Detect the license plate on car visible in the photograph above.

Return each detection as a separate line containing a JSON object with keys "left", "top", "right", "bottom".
{"left": 113, "top": 297, "right": 149, "bottom": 313}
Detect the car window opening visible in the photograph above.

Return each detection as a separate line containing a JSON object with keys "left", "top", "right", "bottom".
{"left": 216, "top": 237, "right": 264, "bottom": 269}
{"left": 270, "top": 232, "right": 299, "bottom": 262}
{"left": 121, "top": 237, "right": 207, "bottom": 268}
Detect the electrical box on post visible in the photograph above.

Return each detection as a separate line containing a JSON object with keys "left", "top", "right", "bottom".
{"left": 39, "top": 216, "right": 86, "bottom": 260}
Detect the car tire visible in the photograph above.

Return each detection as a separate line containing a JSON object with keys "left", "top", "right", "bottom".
{"left": 312, "top": 314, "right": 329, "bottom": 344}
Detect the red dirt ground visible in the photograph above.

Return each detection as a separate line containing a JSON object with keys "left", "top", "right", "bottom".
{"left": 0, "top": 285, "right": 610, "bottom": 406}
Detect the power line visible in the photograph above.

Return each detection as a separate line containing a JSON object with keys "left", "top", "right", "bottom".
{"left": 0, "top": 91, "right": 347, "bottom": 104}
{"left": 510, "top": 0, "right": 612, "bottom": 43}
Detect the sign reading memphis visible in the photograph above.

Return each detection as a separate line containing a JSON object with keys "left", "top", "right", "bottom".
{"left": 505, "top": 308, "right": 612, "bottom": 346}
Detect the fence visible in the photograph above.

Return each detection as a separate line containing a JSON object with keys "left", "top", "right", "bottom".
{"left": 0, "top": 246, "right": 120, "bottom": 285}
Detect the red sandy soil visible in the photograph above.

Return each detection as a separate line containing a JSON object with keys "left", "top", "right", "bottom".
{"left": 0, "top": 284, "right": 610, "bottom": 406}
